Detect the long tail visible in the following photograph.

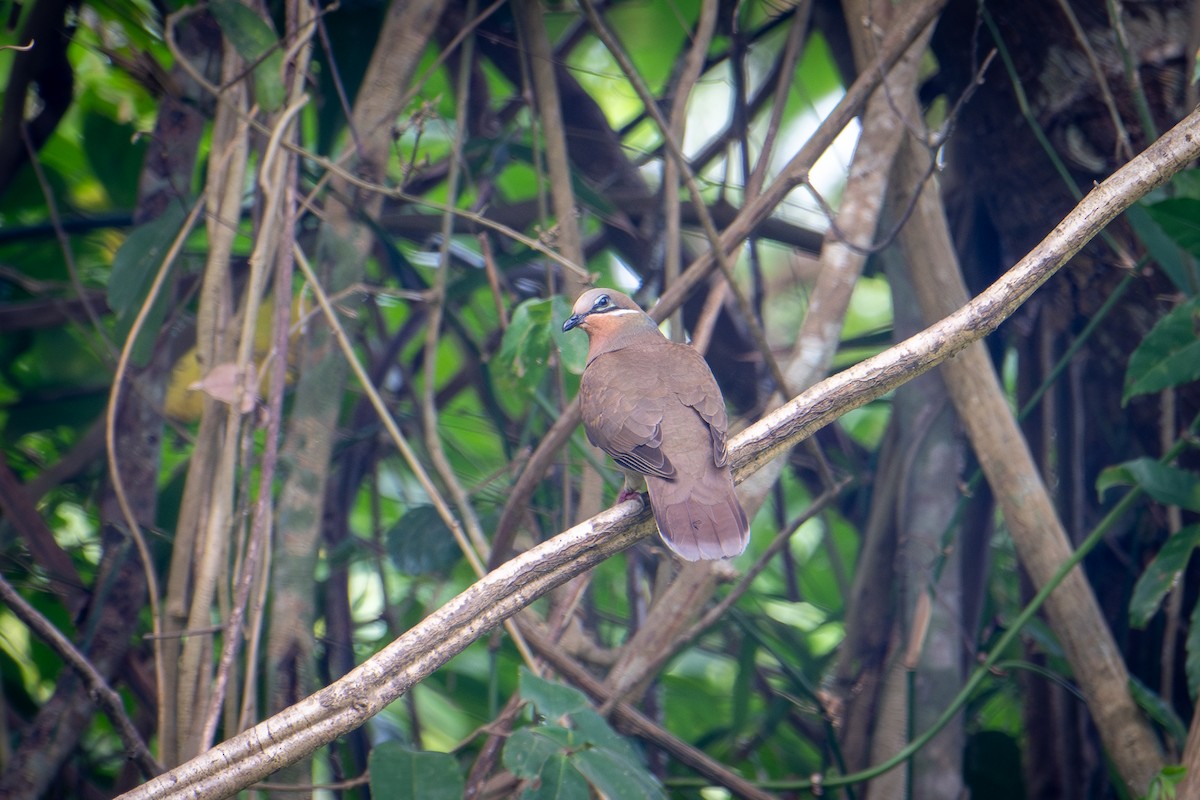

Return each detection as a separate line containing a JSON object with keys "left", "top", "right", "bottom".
{"left": 646, "top": 471, "right": 749, "bottom": 560}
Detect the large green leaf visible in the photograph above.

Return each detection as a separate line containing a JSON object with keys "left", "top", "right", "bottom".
{"left": 1123, "top": 296, "right": 1200, "bottom": 401}
{"left": 494, "top": 297, "right": 586, "bottom": 409}
{"left": 1145, "top": 198, "right": 1200, "bottom": 258}
{"left": 1189, "top": 598, "right": 1200, "bottom": 700}
{"left": 523, "top": 753, "right": 588, "bottom": 800}
{"left": 1129, "top": 524, "right": 1200, "bottom": 628}
{"left": 1126, "top": 203, "right": 1196, "bottom": 296}
{"left": 570, "top": 747, "right": 665, "bottom": 800}
{"left": 519, "top": 667, "right": 589, "bottom": 719}
{"left": 109, "top": 203, "right": 187, "bottom": 365}
{"left": 108, "top": 204, "right": 186, "bottom": 315}
{"left": 386, "top": 505, "right": 463, "bottom": 576}
{"left": 1097, "top": 458, "right": 1200, "bottom": 511}
{"left": 568, "top": 708, "right": 638, "bottom": 762}
{"left": 209, "top": 0, "right": 285, "bottom": 111}
{"left": 1167, "top": 168, "right": 1200, "bottom": 200}
{"left": 368, "top": 742, "right": 463, "bottom": 800}
{"left": 494, "top": 299, "right": 555, "bottom": 398}
{"left": 81, "top": 106, "right": 146, "bottom": 209}
{"left": 502, "top": 728, "right": 565, "bottom": 779}
{"left": 551, "top": 295, "right": 588, "bottom": 376}
{"left": 1127, "top": 676, "right": 1187, "bottom": 750}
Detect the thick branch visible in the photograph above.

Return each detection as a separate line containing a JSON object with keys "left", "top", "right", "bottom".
{"left": 117, "top": 104, "right": 1200, "bottom": 800}
{"left": 897, "top": 139, "right": 1163, "bottom": 792}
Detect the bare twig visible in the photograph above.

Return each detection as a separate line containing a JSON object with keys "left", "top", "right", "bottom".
{"left": 515, "top": 0, "right": 585, "bottom": 271}
{"left": 662, "top": 0, "right": 719, "bottom": 340}
{"left": 21, "top": 125, "right": 113, "bottom": 354}
{"left": 0, "top": 574, "right": 164, "bottom": 779}
{"left": 424, "top": 0, "right": 492, "bottom": 561}
{"left": 1105, "top": 0, "right": 1159, "bottom": 142}
{"left": 105, "top": 193, "right": 206, "bottom": 760}
{"left": 581, "top": 0, "right": 792, "bottom": 397}
{"left": 654, "top": 0, "right": 949, "bottom": 318}
{"left": 745, "top": 3, "right": 812, "bottom": 201}
{"left": 200, "top": 14, "right": 315, "bottom": 748}
{"left": 1055, "top": 0, "right": 1133, "bottom": 161}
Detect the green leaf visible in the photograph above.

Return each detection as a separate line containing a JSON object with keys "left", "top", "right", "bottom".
{"left": 368, "top": 742, "right": 463, "bottom": 800}
{"left": 1096, "top": 458, "right": 1200, "bottom": 511}
{"left": 570, "top": 747, "right": 665, "bottom": 800}
{"left": 492, "top": 295, "right": 586, "bottom": 386}
{"left": 1146, "top": 765, "right": 1188, "bottom": 800}
{"left": 386, "top": 506, "right": 463, "bottom": 575}
{"left": 1126, "top": 203, "right": 1195, "bottom": 296}
{"left": 519, "top": 667, "right": 589, "bottom": 719}
{"left": 109, "top": 204, "right": 187, "bottom": 365}
{"left": 1168, "top": 168, "right": 1200, "bottom": 201}
{"left": 1188, "top": 598, "right": 1200, "bottom": 700}
{"left": 568, "top": 709, "right": 638, "bottom": 762}
{"left": 81, "top": 107, "right": 146, "bottom": 209}
{"left": 1128, "top": 676, "right": 1187, "bottom": 751}
{"left": 527, "top": 724, "right": 577, "bottom": 749}
{"left": 732, "top": 635, "right": 756, "bottom": 733}
{"left": 502, "top": 728, "right": 561, "bottom": 780}
{"left": 494, "top": 299, "right": 556, "bottom": 399}
{"left": 208, "top": 0, "right": 285, "bottom": 112}
{"left": 109, "top": 204, "right": 186, "bottom": 315}
{"left": 1124, "top": 296, "right": 1200, "bottom": 401}
{"left": 522, "top": 753, "right": 589, "bottom": 800}
{"left": 1129, "top": 524, "right": 1200, "bottom": 627}
{"left": 551, "top": 295, "right": 588, "bottom": 376}
{"left": 1145, "top": 198, "right": 1200, "bottom": 257}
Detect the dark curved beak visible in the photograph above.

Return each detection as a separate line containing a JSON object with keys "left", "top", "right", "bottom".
{"left": 562, "top": 313, "right": 584, "bottom": 333}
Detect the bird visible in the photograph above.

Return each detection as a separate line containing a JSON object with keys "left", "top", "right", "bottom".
{"left": 561, "top": 288, "right": 749, "bottom": 560}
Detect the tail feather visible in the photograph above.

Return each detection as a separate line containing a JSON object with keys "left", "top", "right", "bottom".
{"left": 647, "top": 472, "right": 749, "bottom": 561}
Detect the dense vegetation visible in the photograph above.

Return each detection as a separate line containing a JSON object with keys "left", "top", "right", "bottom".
{"left": 1, "top": 0, "right": 1199, "bottom": 798}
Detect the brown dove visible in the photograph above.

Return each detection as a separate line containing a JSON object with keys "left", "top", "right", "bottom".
{"left": 561, "top": 288, "right": 749, "bottom": 560}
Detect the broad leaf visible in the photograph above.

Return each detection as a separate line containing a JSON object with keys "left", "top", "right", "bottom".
{"left": 519, "top": 667, "right": 589, "bottom": 719}
{"left": 368, "top": 742, "right": 463, "bottom": 800}
{"left": 386, "top": 506, "right": 462, "bottom": 575}
{"left": 1171, "top": 168, "right": 1200, "bottom": 200}
{"left": 571, "top": 746, "right": 665, "bottom": 800}
{"left": 551, "top": 294, "right": 588, "bottom": 376}
{"left": 1129, "top": 524, "right": 1200, "bottom": 628}
{"left": 502, "top": 728, "right": 562, "bottom": 780}
{"left": 209, "top": 0, "right": 285, "bottom": 111}
{"left": 1097, "top": 458, "right": 1200, "bottom": 511}
{"left": 81, "top": 107, "right": 146, "bottom": 209}
{"left": 1189, "top": 598, "right": 1200, "bottom": 700}
{"left": 109, "top": 204, "right": 187, "bottom": 365}
{"left": 1123, "top": 296, "right": 1200, "bottom": 401}
{"left": 108, "top": 204, "right": 187, "bottom": 315}
{"left": 1145, "top": 198, "right": 1200, "bottom": 258}
{"left": 569, "top": 708, "right": 638, "bottom": 761}
{"left": 523, "top": 753, "right": 588, "bottom": 800}
{"left": 494, "top": 299, "right": 556, "bottom": 402}
{"left": 1126, "top": 203, "right": 1195, "bottom": 297}
{"left": 1128, "top": 676, "right": 1187, "bottom": 749}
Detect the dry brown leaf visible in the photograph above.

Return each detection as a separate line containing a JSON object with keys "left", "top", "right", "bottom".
{"left": 188, "top": 362, "right": 259, "bottom": 414}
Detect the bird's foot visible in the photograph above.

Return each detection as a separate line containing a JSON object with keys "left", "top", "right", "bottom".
{"left": 617, "top": 487, "right": 646, "bottom": 507}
